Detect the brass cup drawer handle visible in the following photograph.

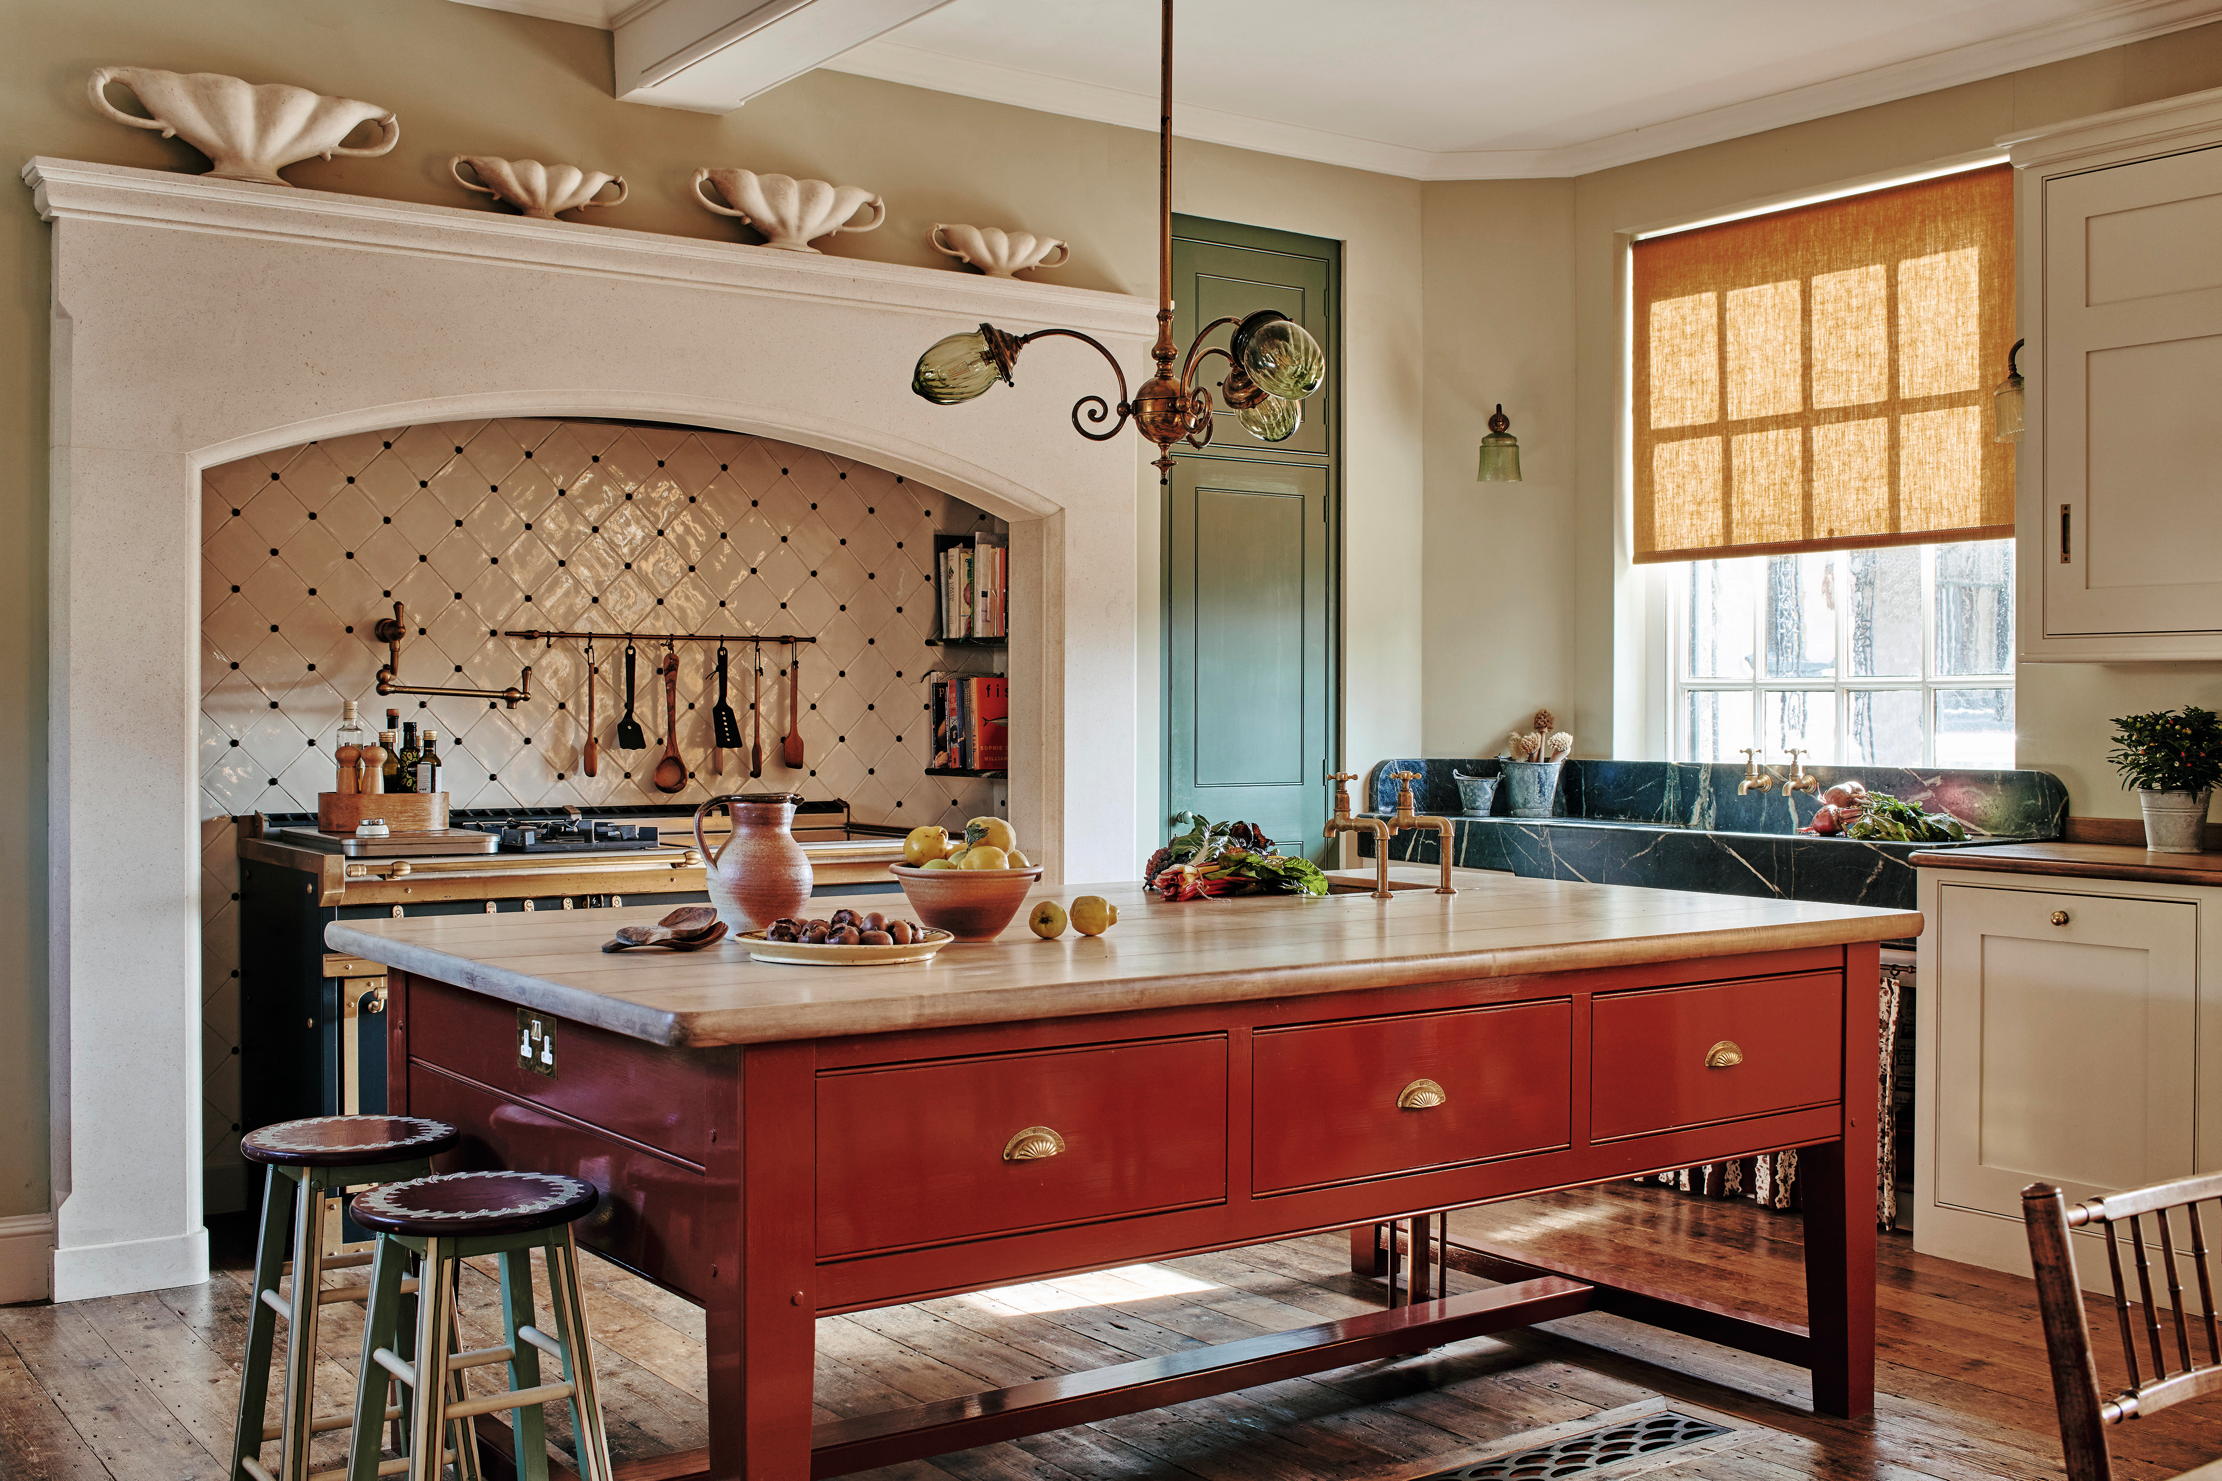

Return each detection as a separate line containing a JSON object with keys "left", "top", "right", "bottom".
{"left": 1704, "top": 1040, "right": 1745, "bottom": 1070}
{"left": 1002, "top": 1126, "right": 1066, "bottom": 1162}
{"left": 2050, "top": 910, "right": 2071, "bottom": 926}
{"left": 1396, "top": 1077, "right": 1447, "bottom": 1110}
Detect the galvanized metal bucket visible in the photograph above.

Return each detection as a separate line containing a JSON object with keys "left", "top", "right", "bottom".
{"left": 2138, "top": 787, "right": 2212, "bottom": 854}
{"left": 1452, "top": 774, "right": 1498, "bottom": 816}
{"left": 1500, "top": 759, "right": 1563, "bottom": 818}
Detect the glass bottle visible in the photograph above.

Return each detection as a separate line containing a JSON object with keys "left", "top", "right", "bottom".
{"left": 379, "top": 729, "right": 401, "bottom": 790}
{"left": 395, "top": 722, "right": 422, "bottom": 794}
{"left": 417, "top": 730, "right": 442, "bottom": 796}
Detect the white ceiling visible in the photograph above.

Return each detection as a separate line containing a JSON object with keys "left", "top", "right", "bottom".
{"left": 452, "top": 0, "right": 2222, "bottom": 177}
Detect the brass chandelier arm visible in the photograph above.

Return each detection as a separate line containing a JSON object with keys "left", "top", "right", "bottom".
{"left": 1008, "top": 326, "right": 1137, "bottom": 442}
{"left": 1178, "top": 321, "right": 1243, "bottom": 386}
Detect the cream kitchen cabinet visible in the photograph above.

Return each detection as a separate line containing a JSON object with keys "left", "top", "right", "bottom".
{"left": 1914, "top": 858, "right": 2219, "bottom": 1284}
{"left": 2010, "top": 86, "right": 2222, "bottom": 660}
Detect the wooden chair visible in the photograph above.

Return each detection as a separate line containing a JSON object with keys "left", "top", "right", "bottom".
{"left": 2024, "top": 1176, "right": 2222, "bottom": 1481}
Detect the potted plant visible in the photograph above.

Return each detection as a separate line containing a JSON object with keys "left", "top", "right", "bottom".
{"left": 1499, "top": 710, "right": 1572, "bottom": 818}
{"left": 2107, "top": 705, "right": 2222, "bottom": 853}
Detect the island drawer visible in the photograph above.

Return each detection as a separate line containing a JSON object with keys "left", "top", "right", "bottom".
{"left": 1590, "top": 973, "right": 1842, "bottom": 1141}
{"left": 815, "top": 1034, "right": 1228, "bottom": 1257}
{"left": 1251, "top": 1000, "right": 1573, "bottom": 1193}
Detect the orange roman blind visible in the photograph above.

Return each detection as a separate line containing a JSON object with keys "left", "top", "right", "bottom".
{"left": 1632, "top": 165, "right": 2015, "bottom": 564}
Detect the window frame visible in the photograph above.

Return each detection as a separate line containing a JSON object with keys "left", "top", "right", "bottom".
{"left": 1665, "top": 538, "right": 2014, "bottom": 768}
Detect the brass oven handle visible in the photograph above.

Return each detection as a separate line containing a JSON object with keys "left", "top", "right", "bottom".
{"left": 1396, "top": 1077, "right": 1447, "bottom": 1110}
{"left": 1704, "top": 1040, "right": 1744, "bottom": 1069}
{"left": 1001, "top": 1126, "right": 1066, "bottom": 1162}
{"left": 2050, "top": 910, "right": 2071, "bottom": 927}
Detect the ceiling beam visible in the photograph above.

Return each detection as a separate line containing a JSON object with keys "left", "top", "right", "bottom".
{"left": 613, "top": 0, "right": 957, "bottom": 112}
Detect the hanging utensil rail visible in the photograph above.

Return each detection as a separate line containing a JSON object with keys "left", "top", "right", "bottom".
{"left": 502, "top": 629, "right": 818, "bottom": 647}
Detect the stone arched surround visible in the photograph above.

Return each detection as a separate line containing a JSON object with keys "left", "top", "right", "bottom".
{"left": 26, "top": 157, "right": 1155, "bottom": 1301}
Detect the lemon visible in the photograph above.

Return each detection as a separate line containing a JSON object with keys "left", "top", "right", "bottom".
{"left": 959, "top": 845, "right": 1010, "bottom": 870}
{"left": 902, "top": 825, "right": 949, "bottom": 867}
{"left": 1069, "top": 896, "right": 1118, "bottom": 936}
{"left": 1006, "top": 848, "right": 1032, "bottom": 869}
{"left": 919, "top": 856, "right": 958, "bottom": 871}
{"left": 1028, "top": 901, "right": 1067, "bottom": 939}
{"left": 965, "top": 816, "right": 1018, "bottom": 853}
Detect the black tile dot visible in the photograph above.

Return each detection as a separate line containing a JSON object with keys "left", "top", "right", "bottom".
{"left": 269, "top": 471, "right": 280, "bottom": 481}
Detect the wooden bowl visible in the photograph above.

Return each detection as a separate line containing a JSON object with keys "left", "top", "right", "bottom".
{"left": 888, "top": 863, "right": 1045, "bottom": 941}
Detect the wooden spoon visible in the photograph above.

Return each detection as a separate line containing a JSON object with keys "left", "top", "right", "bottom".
{"left": 603, "top": 920, "right": 728, "bottom": 953}
{"left": 652, "top": 649, "right": 686, "bottom": 794}
{"left": 782, "top": 640, "right": 804, "bottom": 770}
{"left": 582, "top": 645, "right": 600, "bottom": 778}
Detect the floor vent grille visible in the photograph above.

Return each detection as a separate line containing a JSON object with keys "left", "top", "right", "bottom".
{"left": 1421, "top": 1410, "right": 1732, "bottom": 1480}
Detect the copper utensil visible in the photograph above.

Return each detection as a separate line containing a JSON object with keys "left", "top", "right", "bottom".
{"left": 652, "top": 647, "right": 686, "bottom": 793}
{"left": 783, "top": 640, "right": 804, "bottom": 769}
{"left": 750, "top": 643, "right": 764, "bottom": 779}
{"left": 582, "top": 640, "right": 600, "bottom": 778}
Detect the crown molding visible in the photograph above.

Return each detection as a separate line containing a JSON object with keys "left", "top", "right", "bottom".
{"left": 823, "top": 0, "right": 2222, "bottom": 181}
{"left": 448, "top": 0, "right": 623, "bottom": 27}
{"left": 20, "top": 157, "right": 1154, "bottom": 339}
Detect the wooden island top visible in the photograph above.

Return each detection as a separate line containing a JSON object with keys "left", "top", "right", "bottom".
{"left": 329, "top": 864, "right": 1920, "bottom": 1048}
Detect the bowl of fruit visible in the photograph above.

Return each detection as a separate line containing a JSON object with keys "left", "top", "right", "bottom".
{"left": 891, "top": 816, "right": 1044, "bottom": 941}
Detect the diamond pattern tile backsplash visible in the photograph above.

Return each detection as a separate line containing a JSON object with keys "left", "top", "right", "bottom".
{"left": 199, "top": 417, "right": 1006, "bottom": 1181}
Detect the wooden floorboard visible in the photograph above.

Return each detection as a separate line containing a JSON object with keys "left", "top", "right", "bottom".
{"left": 4, "top": 1184, "right": 2221, "bottom": 1480}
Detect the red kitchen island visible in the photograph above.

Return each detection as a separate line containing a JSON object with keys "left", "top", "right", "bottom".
{"left": 327, "top": 864, "right": 1918, "bottom": 1481}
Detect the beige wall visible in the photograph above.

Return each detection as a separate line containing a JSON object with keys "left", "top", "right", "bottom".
{"left": 1419, "top": 179, "right": 1576, "bottom": 754}
{"left": 0, "top": 0, "right": 1424, "bottom": 1222}
{"left": 1565, "top": 22, "right": 2222, "bottom": 800}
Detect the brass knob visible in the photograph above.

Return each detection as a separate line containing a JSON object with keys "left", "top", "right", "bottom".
{"left": 2050, "top": 910, "right": 2070, "bottom": 926}
{"left": 1704, "top": 1040, "right": 1744, "bottom": 1069}
{"left": 361, "top": 987, "right": 388, "bottom": 1015}
{"left": 1396, "top": 1077, "right": 1447, "bottom": 1110}
{"left": 1001, "top": 1126, "right": 1065, "bottom": 1162}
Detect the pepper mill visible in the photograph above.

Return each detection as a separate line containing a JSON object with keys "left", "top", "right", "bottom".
{"left": 334, "top": 744, "right": 361, "bottom": 795}
{"left": 360, "top": 743, "right": 387, "bottom": 794}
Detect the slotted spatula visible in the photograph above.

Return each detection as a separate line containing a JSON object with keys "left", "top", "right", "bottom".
{"left": 710, "top": 642, "right": 743, "bottom": 771}
{"left": 782, "top": 640, "right": 805, "bottom": 770}
{"left": 614, "top": 641, "right": 647, "bottom": 751}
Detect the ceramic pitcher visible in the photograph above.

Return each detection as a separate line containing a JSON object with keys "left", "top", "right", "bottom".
{"left": 88, "top": 66, "right": 398, "bottom": 185}
{"left": 694, "top": 792, "right": 812, "bottom": 931}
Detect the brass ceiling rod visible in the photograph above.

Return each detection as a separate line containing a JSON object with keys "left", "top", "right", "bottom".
{"left": 501, "top": 628, "right": 819, "bottom": 646}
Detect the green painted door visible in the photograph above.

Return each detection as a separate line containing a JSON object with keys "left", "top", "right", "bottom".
{"left": 1164, "top": 217, "right": 1340, "bottom": 860}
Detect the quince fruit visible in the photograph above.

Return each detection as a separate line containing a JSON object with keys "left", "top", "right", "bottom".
{"left": 1069, "top": 896, "right": 1119, "bottom": 936}
{"left": 1028, "top": 901, "right": 1067, "bottom": 939}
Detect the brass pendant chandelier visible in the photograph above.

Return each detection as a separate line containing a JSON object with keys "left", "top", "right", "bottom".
{"left": 910, "top": 0, "right": 1327, "bottom": 479}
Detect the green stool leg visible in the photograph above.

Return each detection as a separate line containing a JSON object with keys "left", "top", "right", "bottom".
{"left": 277, "top": 1169, "right": 332, "bottom": 1481}
{"left": 230, "top": 1165, "right": 296, "bottom": 1481}
{"left": 344, "top": 1236, "right": 410, "bottom": 1481}
{"left": 546, "top": 1232, "right": 613, "bottom": 1481}
{"left": 446, "top": 1300, "right": 484, "bottom": 1481}
{"left": 498, "top": 1249, "right": 550, "bottom": 1481}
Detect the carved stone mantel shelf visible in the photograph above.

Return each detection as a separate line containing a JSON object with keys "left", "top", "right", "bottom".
{"left": 23, "top": 154, "right": 1154, "bottom": 1304}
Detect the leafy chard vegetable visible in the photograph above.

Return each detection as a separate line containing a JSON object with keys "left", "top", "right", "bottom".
{"left": 1145, "top": 813, "right": 1330, "bottom": 900}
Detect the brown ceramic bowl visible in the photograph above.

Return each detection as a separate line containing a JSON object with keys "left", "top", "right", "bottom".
{"left": 888, "top": 863, "right": 1046, "bottom": 941}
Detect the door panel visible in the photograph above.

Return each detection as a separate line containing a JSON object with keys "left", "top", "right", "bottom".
{"left": 1165, "top": 217, "right": 1339, "bottom": 858}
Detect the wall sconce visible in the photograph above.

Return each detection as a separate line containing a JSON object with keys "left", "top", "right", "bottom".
{"left": 1993, "top": 338, "right": 2025, "bottom": 444}
{"left": 1475, "top": 404, "right": 1523, "bottom": 483}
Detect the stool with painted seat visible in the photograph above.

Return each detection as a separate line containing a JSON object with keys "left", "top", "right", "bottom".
{"left": 345, "top": 1170, "right": 611, "bottom": 1481}
{"left": 230, "top": 1115, "right": 462, "bottom": 1481}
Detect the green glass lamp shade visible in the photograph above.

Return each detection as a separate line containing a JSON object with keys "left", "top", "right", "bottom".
{"left": 1475, "top": 404, "right": 1522, "bottom": 483}
{"left": 1238, "top": 394, "right": 1302, "bottom": 443}
{"left": 913, "top": 330, "right": 1005, "bottom": 405}
{"left": 1231, "top": 310, "right": 1326, "bottom": 402}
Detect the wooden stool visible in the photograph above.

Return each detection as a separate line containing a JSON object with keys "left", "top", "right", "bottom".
{"left": 231, "top": 1115, "right": 462, "bottom": 1481}
{"left": 345, "top": 1170, "right": 610, "bottom": 1481}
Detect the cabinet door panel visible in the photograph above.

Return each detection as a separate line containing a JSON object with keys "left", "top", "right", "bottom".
{"left": 2042, "top": 146, "right": 2222, "bottom": 638}
{"left": 1934, "top": 883, "right": 2197, "bottom": 1217}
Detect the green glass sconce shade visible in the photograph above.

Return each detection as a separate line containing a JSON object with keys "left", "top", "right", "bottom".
{"left": 1476, "top": 403, "right": 1522, "bottom": 483}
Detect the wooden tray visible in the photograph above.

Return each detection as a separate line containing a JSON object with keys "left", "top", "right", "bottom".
{"left": 317, "top": 791, "right": 449, "bottom": 833}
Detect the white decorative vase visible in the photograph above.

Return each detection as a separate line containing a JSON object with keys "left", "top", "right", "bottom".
{"left": 88, "top": 66, "right": 398, "bottom": 185}
{"left": 930, "top": 223, "right": 1071, "bottom": 278}
{"left": 2139, "top": 787, "right": 2212, "bottom": 853}
{"left": 451, "top": 156, "right": 627, "bottom": 220}
{"left": 691, "top": 169, "right": 884, "bottom": 252}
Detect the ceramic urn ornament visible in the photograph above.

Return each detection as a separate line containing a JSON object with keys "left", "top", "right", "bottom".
{"left": 693, "top": 792, "right": 813, "bottom": 931}
{"left": 930, "top": 224, "right": 1071, "bottom": 278}
{"left": 692, "top": 169, "right": 885, "bottom": 252}
{"left": 451, "top": 156, "right": 627, "bottom": 220}
{"left": 87, "top": 66, "right": 398, "bottom": 185}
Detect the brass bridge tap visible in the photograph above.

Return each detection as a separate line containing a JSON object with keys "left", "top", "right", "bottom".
{"left": 1736, "top": 748, "right": 1777, "bottom": 795}
{"left": 1783, "top": 748, "right": 1820, "bottom": 794}
{"left": 1323, "top": 771, "right": 1393, "bottom": 900}
{"left": 1386, "top": 770, "right": 1457, "bottom": 896}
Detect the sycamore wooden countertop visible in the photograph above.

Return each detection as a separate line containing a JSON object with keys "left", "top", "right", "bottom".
{"left": 1911, "top": 839, "right": 2222, "bottom": 888}
{"left": 326, "top": 865, "right": 1921, "bottom": 1048}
